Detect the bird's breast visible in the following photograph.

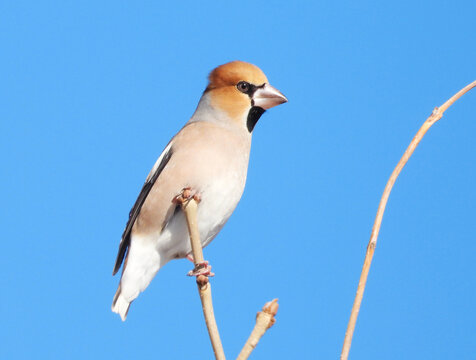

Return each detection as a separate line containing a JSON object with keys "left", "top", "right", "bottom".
{"left": 156, "top": 121, "right": 252, "bottom": 257}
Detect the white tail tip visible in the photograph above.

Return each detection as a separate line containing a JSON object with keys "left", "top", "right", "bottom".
{"left": 112, "top": 290, "right": 131, "bottom": 321}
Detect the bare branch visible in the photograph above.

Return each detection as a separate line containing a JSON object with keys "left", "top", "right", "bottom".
{"left": 180, "top": 197, "right": 226, "bottom": 360}
{"left": 340, "top": 80, "right": 476, "bottom": 360}
{"left": 237, "top": 299, "right": 279, "bottom": 360}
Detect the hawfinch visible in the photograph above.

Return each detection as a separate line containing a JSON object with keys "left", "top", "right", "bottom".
{"left": 112, "top": 61, "right": 287, "bottom": 321}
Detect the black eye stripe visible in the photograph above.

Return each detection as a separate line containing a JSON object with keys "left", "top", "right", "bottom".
{"left": 236, "top": 81, "right": 262, "bottom": 97}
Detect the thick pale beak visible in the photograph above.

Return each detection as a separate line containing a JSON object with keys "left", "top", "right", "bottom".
{"left": 252, "top": 83, "right": 288, "bottom": 110}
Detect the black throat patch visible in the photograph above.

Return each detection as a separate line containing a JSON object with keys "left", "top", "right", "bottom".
{"left": 247, "top": 106, "right": 266, "bottom": 132}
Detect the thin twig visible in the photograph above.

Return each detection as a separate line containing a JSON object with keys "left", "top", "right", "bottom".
{"left": 181, "top": 197, "right": 226, "bottom": 360}
{"left": 340, "top": 80, "right": 476, "bottom": 360}
{"left": 237, "top": 299, "right": 279, "bottom": 360}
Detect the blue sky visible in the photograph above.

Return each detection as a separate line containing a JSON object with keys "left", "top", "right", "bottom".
{"left": 1, "top": 1, "right": 475, "bottom": 359}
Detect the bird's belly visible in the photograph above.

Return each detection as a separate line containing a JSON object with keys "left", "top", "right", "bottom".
{"left": 198, "top": 174, "right": 245, "bottom": 246}
{"left": 158, "top": 172, "right": 245, "bottom": 261}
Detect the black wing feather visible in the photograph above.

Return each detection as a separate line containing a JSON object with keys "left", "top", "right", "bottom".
{"left": 112, "top": 146, "right": 173, "bottom": 275}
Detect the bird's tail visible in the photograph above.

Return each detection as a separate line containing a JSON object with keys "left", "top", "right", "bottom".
{"left": 111, "top": 285, "right": 131, "bottom": 321}
{"left": 111, "top": 235, "right": 165, "bottom": 321}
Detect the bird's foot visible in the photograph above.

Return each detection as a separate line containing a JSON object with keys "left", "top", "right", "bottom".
{"left": 173, "top": 187, "right": 201, "bottom": 205}
{"left": 187, "top": 261, "right": 215, "bottom": 277}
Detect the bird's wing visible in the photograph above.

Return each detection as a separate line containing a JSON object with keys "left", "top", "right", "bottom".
{"left": 112, "top": 142, "right": 174, "bottom": 275}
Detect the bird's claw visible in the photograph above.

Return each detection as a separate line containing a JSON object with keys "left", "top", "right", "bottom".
{"left": 173, "top": 187, "right": 201, "bottom": 204}
{"left": 187, "top": 261, "right": 215, "bottom": 277}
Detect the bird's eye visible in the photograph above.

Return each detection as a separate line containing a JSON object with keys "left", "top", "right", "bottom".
{"left": 237, "top": 81, "right": 250, "bottom": 93}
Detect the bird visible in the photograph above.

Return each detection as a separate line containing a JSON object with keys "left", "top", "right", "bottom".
{"left": 112, "top": 61, "right": 287, "bottom": 321}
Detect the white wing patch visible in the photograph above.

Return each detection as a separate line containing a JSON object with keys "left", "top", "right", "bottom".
{"left": 146, "top": 141, "right": 173, "bottom": 182}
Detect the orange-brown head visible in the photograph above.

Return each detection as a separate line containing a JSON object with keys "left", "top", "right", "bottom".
{"left": 200, "top": 61, "right": 287, "bottom": 132}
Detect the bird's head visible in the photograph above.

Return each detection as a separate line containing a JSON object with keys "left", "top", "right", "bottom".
{"left": 200, "top": 61, "right": 287, "bottom": 132}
